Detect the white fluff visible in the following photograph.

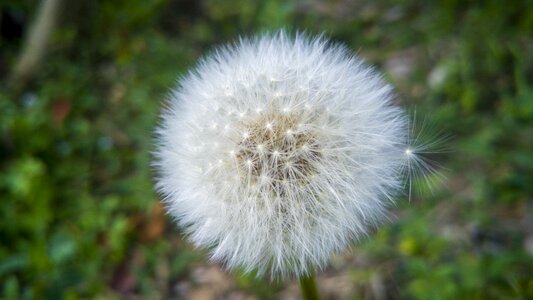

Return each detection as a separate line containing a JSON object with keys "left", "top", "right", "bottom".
{"left": 155, "top": 32, "right": 412, "bottom": 278}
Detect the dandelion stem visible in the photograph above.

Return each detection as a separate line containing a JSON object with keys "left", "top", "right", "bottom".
{"left": 299, "top": 274, "right": 320, "bottom": 300}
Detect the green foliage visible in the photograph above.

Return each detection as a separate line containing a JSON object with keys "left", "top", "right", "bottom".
{"left": 1, "top": 0, "right": 532, "bottom": 299}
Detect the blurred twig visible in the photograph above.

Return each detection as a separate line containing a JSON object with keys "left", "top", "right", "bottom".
{"left": 9, "top": 0, "right": 62, "bottom": 87}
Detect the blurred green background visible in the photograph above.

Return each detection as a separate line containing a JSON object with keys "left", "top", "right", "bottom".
{"left": 1, "top": 0, "right": 532, "bottom": 299}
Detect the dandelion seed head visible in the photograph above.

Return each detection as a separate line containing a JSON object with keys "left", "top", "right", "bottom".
{"left": 155, "top": 31, "right": 414, "bottom": 278}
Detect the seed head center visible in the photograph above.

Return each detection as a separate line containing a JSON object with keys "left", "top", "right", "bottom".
{"left": 236, "top": 110, "right": 321, "bottom": 187}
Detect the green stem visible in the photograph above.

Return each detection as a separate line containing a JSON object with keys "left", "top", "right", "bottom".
{"left": 299, "top": 274, "right": 320, "bottom": 300}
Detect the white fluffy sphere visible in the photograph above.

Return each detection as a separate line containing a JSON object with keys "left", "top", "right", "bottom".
{"left": 155, "top": 32, "right": 408, "bottom": 278}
